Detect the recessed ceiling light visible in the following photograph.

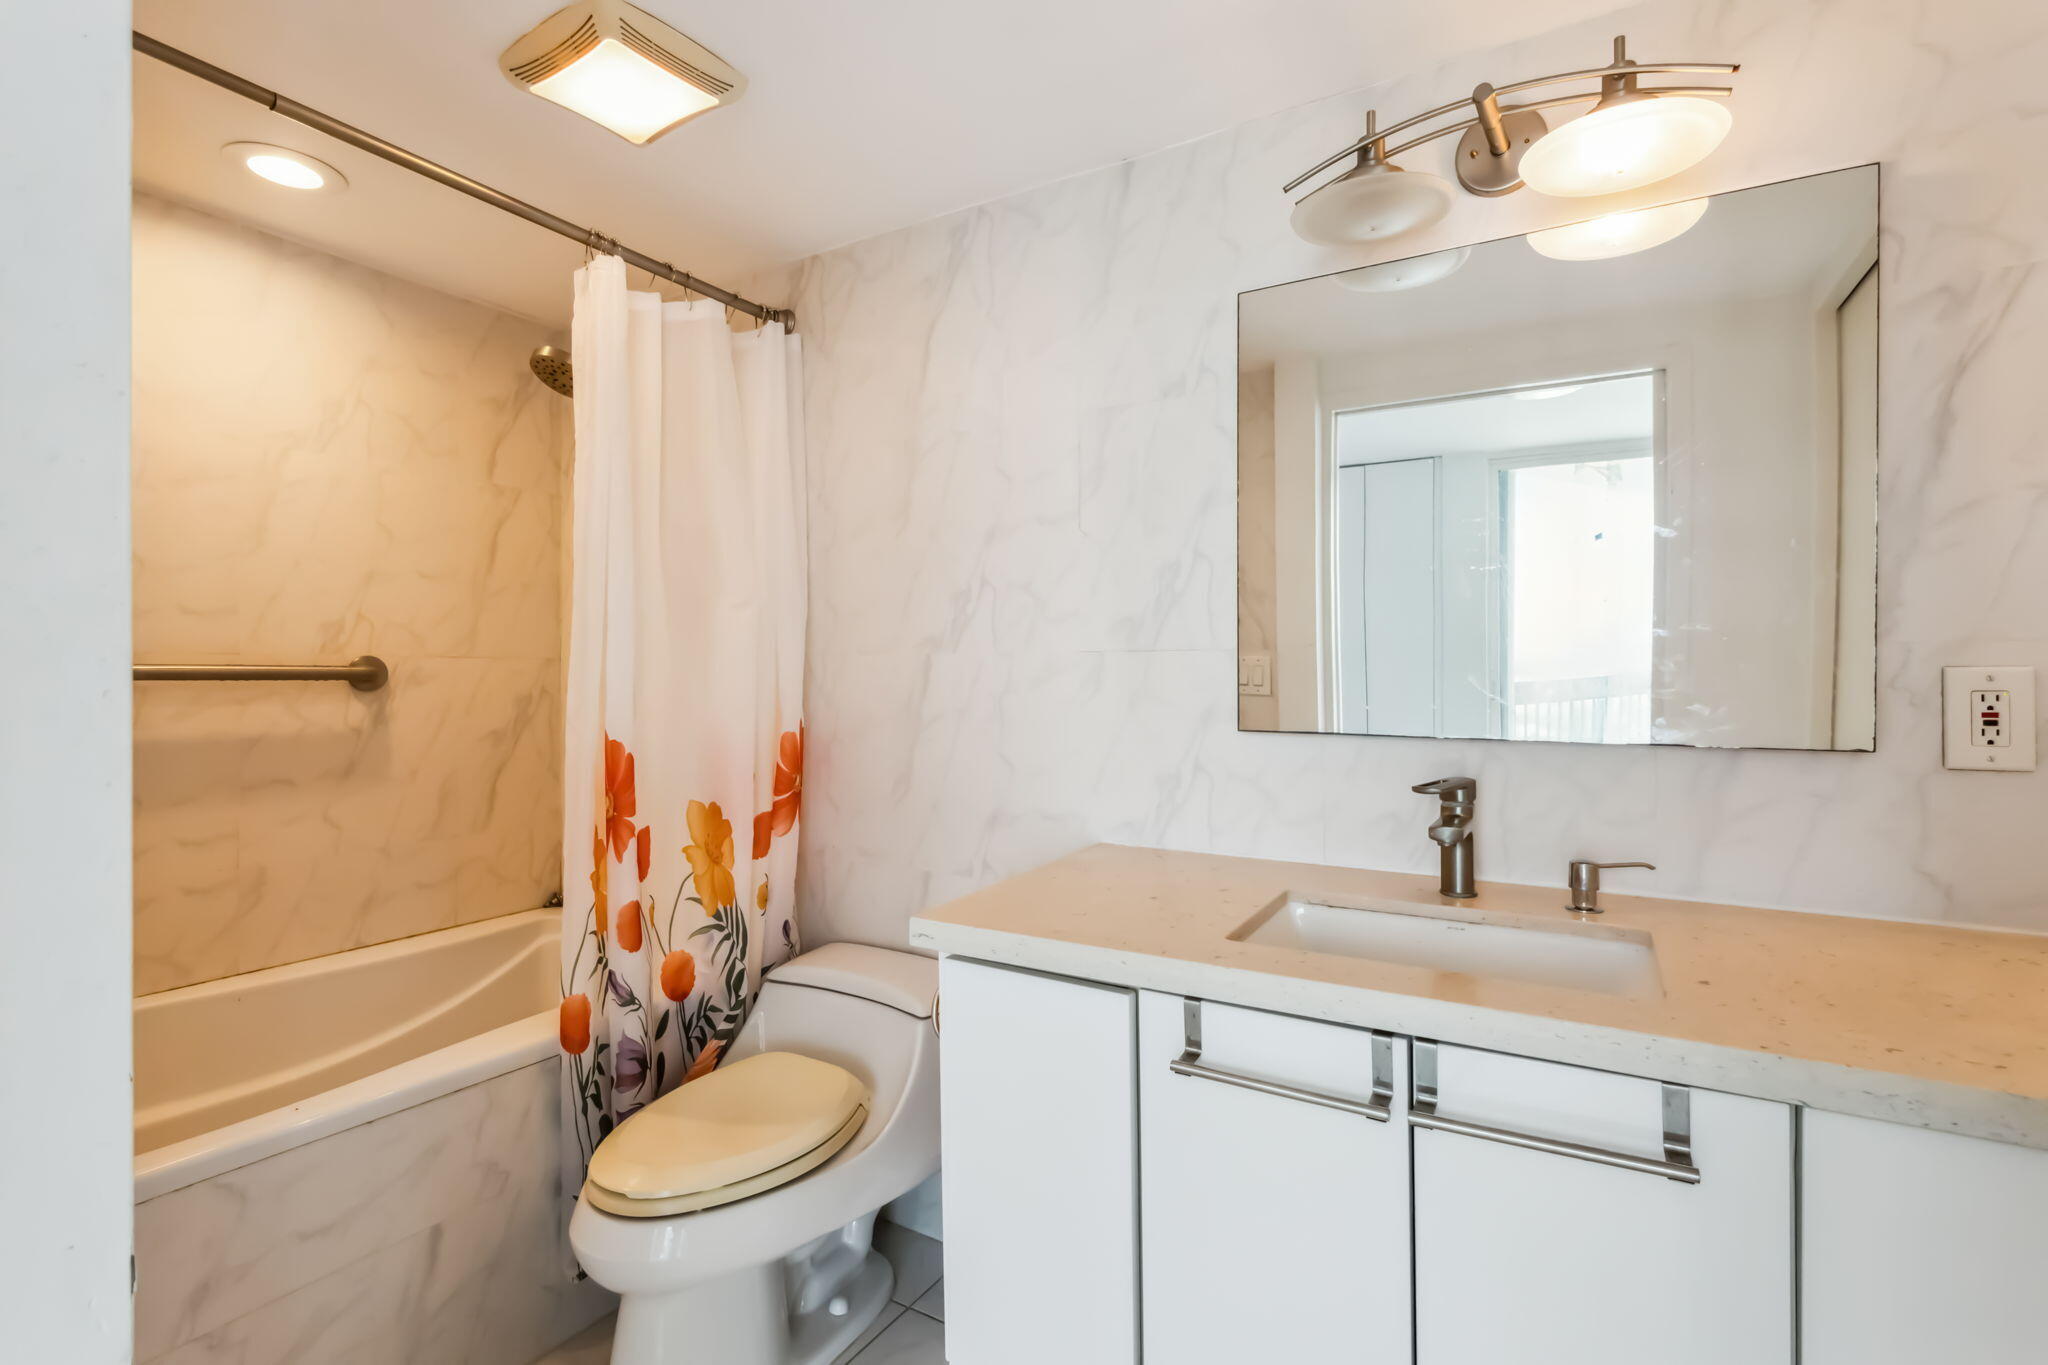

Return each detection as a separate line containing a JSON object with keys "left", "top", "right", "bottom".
{"left": 1527, "top": 198, "right": 1709, "bottom": 261}
{"left": 221, "top": 142, "right": 346, "bottom": 193}
{"left": 501, "top": 0, "right": 748, "bottom": 145}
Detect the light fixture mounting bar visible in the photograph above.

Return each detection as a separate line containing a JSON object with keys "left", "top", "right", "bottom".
{"left": 1282, "top": 35, "right": 1739, "bottom": 197}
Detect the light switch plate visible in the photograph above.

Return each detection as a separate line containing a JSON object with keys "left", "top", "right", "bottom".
{"left": 1943, "top": 666, "right": 2036, "bottom": 771}
{"left": 1238, "top": 653, "right": 1272, "bottom": 697}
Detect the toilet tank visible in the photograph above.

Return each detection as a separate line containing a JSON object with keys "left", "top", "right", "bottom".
{"left": 729, "top": 944, "right": 937, "bottom": 1119}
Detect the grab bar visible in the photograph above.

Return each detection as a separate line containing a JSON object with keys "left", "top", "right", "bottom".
{"left": 1169, "top": 998, "right": 1395, "bottom": 1122}
{"left": 1407, "top": 1039, "right": 1700, "bottom": 1184}
{"left": 133, "top": 655, "right": 390, "bottom": 692}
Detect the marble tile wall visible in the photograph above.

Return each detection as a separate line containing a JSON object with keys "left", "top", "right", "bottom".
{"left": 131, "top": 193, "right": 567, "bottom": 994}
{"left": 134, "top": 1059, "right": 611, "bottom": 1364}
{"left": 792, "top": 0, "right": 2048, "bottom": 941}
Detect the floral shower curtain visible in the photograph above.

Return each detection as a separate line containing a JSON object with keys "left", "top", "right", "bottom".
{"left": 558, "top": 254, "right": 806, "bottom": 1172}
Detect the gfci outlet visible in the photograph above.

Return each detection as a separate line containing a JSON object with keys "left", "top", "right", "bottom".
{"left": 1943, "top": 666, "right": 2037, "bottom": 771}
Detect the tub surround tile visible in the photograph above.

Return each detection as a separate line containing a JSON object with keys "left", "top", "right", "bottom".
{"left": 131, "top": 191, "right": 566, "bottom": 995}
{"left": 134, "top": 1061, "right": 607, "bottom": 1363}
{"left": 913, "top": 844, "right": 2048, "bottom": 1149}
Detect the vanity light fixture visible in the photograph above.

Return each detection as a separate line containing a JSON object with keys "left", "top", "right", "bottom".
{"left": 222, "top": 142, "right": 346, "bottom": 192}
{"left": 1527, "top": 197, "right": 1709, "bottom": 261}
{"left": 1334, "top": 245, "right": 1470, "bottom": 292}
{"left": 1284, "top": 35, "right": 1736, "bottom": 244}
{"left": 500, "top": 0, "right": 747, "bottom": 145}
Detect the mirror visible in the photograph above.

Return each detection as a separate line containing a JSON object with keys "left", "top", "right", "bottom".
{"left": 1238, "top": 166, "right": 1878, "bottom": 750}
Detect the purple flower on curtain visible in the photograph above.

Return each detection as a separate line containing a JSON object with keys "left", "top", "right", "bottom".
{"left": 607, "top": 969, "right": 637, "bottom": 1008}
{"left": 614, "top": 1034, "right": 649, "bottom": 1093}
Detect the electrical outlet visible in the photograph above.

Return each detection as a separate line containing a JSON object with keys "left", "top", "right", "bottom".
{"left": 1238, "top": 653, "right": 1272, "bottom": 698}
{"left": 1943, "top": 666, "right": 2036, "bottom": 771}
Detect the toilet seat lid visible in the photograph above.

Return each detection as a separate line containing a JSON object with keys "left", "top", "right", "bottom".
{"left": 586, "top": 1051, "right": 870, "bottom": 1201}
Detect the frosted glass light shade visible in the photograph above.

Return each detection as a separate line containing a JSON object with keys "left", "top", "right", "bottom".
{"left": 1335, "top": 246, "right": 1471, "bottom": 293}
{"left": 221, "top": 143, "right": 346, "bottom": 193}
{"left": 1519, "top": 95, "right": 1732, "bottom": 197}
{"left": 1528, "top": 198, "right": 1710, "bottom": 260}
{"left": 529, "top": 38, "right": 721, "bottom": 144}
{"left": 1291, "top": 159, "right": 1456, "bottom": 246}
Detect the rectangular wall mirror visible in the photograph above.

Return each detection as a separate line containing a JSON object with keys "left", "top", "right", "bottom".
{"left": 1238, "top": 165, "right": 1879, "bottom": 750}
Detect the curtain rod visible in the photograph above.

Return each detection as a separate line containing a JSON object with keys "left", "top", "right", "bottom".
{"left": 133, "top": 32, "right": 796, "bottom": 329}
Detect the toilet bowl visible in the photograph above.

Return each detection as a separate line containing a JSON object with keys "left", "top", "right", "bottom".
{"left": 569, "top": 943, "right": 940, "bottom": 1364}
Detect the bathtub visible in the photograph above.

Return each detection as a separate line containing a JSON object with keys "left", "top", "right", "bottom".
{"left": 133, "top": 908, "right": 614, "bottom": 1364}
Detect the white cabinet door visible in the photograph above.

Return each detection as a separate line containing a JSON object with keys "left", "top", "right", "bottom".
{"left": 938, "top": 957, "right": 1138, "bottom": 1365}
{"left": 1413, "top": 1042, "right": 1793, "bottom": 1365}
{"left": 1138, "top": 992, "right": 1410, "bottom": 1364}
{"left": 1804, "top": 1109, "right": 2048, "bottom": 1363}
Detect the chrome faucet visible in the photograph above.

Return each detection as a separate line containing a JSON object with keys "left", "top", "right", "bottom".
{"left": 1411, "top": 777, "right": 1478, "bottom": 899}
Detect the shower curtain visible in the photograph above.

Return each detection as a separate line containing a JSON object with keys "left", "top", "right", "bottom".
{"left": 558, "top": 254, "right": 806, "bottom": 1171}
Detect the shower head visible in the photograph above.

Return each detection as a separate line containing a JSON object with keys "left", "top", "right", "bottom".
{"left": 530, "top": 345, "right": 573, "bottom": 397}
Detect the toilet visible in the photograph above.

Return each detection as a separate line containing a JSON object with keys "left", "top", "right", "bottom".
{"left": 569, "top": 943, "right": 940, "bottom": 1364}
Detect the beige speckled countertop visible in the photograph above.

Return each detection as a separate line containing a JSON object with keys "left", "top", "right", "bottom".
{"left": 909, "top": 844, "right": 2048, "bottom": 1148}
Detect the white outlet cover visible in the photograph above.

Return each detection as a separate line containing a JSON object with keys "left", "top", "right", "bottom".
{"left": 1943, "top": 666, "right": 2037, "bottom": 771}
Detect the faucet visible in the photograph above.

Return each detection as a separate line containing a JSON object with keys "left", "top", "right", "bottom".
{"left": 1410, "top": 777, "right": 1478, "bottom": 899}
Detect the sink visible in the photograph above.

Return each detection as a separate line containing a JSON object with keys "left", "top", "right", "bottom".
{"left": 1232, "top": 895, "right": 1660, "bottom": 998}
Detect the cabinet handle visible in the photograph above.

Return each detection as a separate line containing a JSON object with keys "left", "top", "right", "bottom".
{"left": 1168, "top": 998, "right": 1394, "bottom": 1122}
{"left": 1406, "top": 1040, "right": 1701, "bottom": 1184}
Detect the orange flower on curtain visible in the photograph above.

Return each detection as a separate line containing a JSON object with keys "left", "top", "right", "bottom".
{"left": 603, "top": 736, "right": 637, "bottom": 859}
{"left": 684, "top": 800, "right": 738, "bottom": 911}
{"left": 752, "top": 728, "right": 803, "bottom": 859}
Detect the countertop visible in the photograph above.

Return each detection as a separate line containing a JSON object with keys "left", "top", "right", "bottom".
{"left": 908, "top": 844, "right": 2048, "bottom": 1148}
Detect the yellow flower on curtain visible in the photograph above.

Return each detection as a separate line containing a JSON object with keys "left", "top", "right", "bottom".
{"left": 683, "top": 799, "right": 736, "bottom": 911}
{"left": 589, "top": 829, "right": 609, "bottom": 936}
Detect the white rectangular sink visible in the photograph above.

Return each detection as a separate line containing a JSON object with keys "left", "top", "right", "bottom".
{"left": 1234, "top": 896, "right": 1660, "bottom": 998}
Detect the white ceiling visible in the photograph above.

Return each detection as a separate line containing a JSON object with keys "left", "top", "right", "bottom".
{"left": 132, "top": 0, "right": 1628, "bottom": 324}
{"left": 1336, "top": 373, "right": 1657, "bottom": 463}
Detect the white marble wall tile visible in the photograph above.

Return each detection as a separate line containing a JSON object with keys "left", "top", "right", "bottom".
{"left": 132, "top": 193, "right": 567, "bottom": 992}
{"left": 794, "top": 0, "right": 2048, "bottom": 942}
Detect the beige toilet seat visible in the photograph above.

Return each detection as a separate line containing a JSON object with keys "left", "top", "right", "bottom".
{"left": 584, "top": 1051, "right": 871, "bottom": 1218}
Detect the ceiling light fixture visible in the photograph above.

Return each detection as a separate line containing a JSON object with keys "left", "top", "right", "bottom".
{"left": 1527, "top": 198, "right": 1710, "bottom": 261}
{"left": 1334, "top": 246, "right": 1471, "bottom": 293}
{"left": 1283, "top": 35, "right": 1735, "bottom": 244}
{"left": 500, "top": 0, "right": 747, "bottom": 145}
{"left": 222, "top": 142, "right": 346, "bottom": 192}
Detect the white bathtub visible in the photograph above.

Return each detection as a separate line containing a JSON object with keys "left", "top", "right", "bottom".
{"left": 133, "top": 908, "right": 614, "bottom": 1364}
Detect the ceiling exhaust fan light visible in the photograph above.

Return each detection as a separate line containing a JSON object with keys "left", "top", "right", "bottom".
{"left": 1518, "top": 95, "right": 1731, "bottom": 197}
{"left": 1527, "top": 197, "right": 1710, "bottom": 261}
{"left": 501, "top": 0, "right": 746, "bottom": 145}
{"left": 1291, "top": 158, "right": 1456, "bottom": 246}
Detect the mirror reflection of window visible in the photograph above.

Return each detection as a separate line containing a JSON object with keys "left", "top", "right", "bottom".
{"left": 1330, "top": 373, "right": 1657, "bottom": 744}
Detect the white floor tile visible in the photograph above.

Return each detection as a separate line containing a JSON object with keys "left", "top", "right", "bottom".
{"left": 832, "top": 1301, "right": 908, "bottom": 1364}
{"left": 910, "top": 1279, "right": 944, "bottom": 1322}
{"left": 874, "top": 1223, "right": 943, "bottom": 1307}
{"left": 528, "top": 1311, "right": 614, "bottom": 1364}
{"left": 848, "top": 1306, "right": 946, "bottom": 1364}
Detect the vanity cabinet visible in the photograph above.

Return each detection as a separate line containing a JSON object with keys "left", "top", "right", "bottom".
{"left": 1803, "top": 1109, "right": 2048, "bottom": 1363}
{"left": 1136, "top": 991, "right": 1411, "bottom": 1363}
{"left": 1411, "top": 1043, "right": 1794, "bottom": 1364}
{"left": 937, "top": 958, "right": 1139, "bottom": 1365}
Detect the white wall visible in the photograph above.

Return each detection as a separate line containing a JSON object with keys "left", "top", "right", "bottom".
{"left": 794, "top": 0, "right": 2048, "bottom": 940}
{"left": 0, "top": 1, "right": 134, "bottom": 1358}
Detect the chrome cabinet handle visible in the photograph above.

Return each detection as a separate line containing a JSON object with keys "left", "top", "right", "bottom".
{"left": 1169, "top": 998, "right": 1394, "bottom": 1123}
{"left": 1407, "top": 1040, "right": 1701, "bottom": 1184}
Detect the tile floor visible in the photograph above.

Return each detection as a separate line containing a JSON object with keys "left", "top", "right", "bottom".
{"left": 532, "top": 1222, "right": 946, "bottom": 1364}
